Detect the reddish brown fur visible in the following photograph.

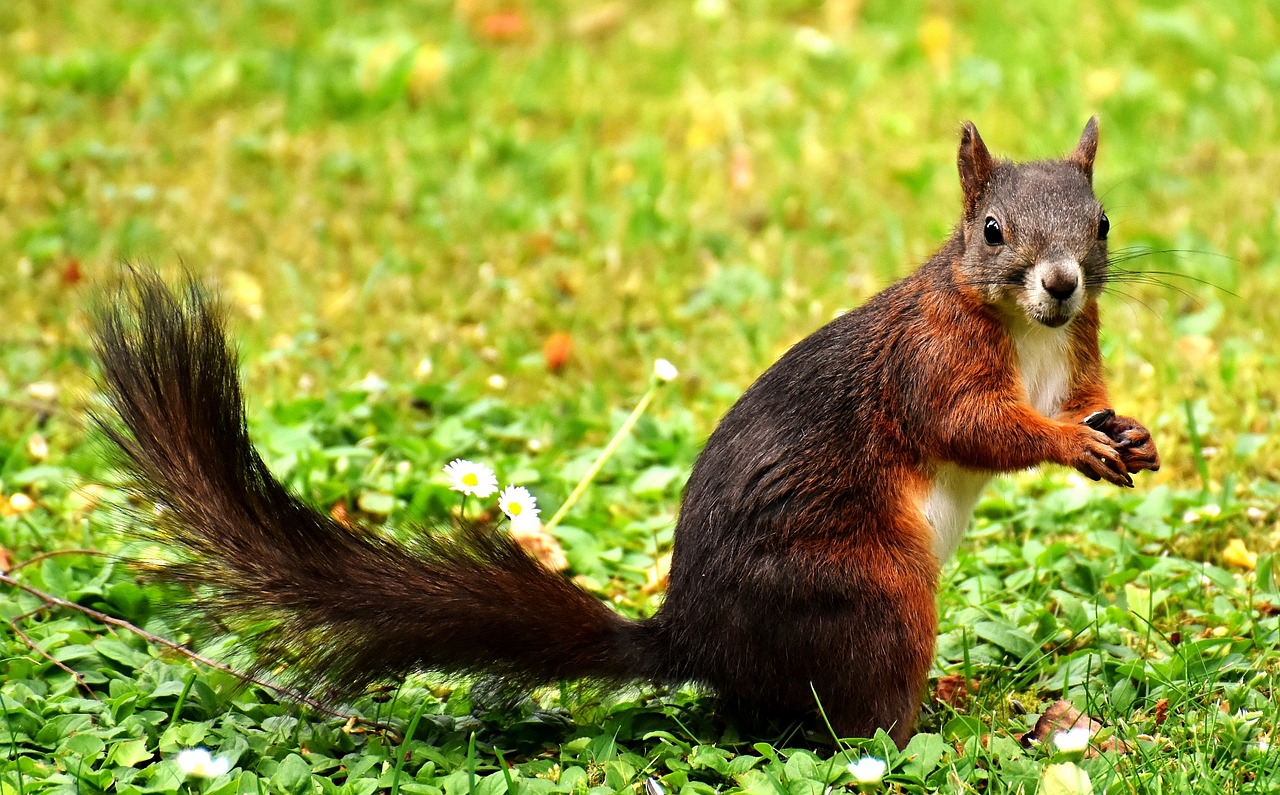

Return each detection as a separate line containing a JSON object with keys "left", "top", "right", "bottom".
{"left": 659, "top": 119, "right": 1156, "bottom": 743}
{"left": 92, "top": 121, "right": 1158, "bottom": 748}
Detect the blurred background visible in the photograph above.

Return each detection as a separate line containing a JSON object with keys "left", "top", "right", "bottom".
{"left": 0, "top": 0, "right": 1276, "bottom": 504}
{"left": 2, "top": 6, "right": 1280, "bottom": 785}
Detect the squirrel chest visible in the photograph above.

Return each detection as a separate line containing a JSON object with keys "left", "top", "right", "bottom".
{"left": 923, "top": 325, "right": 1071, "bottom": 561}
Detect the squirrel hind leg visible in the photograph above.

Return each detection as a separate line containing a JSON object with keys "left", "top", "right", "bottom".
{"left": 673, "top": 541, "right": 937, "bottom": 746}
{"left": 807, "top": 583, "right": 936, "bottom": 748}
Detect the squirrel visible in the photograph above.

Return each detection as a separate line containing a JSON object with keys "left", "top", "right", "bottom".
{"left": 92, "top": 118, "right": 1159, "bottom": 747}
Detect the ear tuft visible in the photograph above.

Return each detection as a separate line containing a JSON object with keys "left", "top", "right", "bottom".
{"left": 1070, "top": 116, "right": 1099, "bottom": 183}
{"left": 958, "top": 121, "right": 994, "bottom": 217}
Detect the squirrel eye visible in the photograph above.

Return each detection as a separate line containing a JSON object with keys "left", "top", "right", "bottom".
{"left": 983, "top": 216, "right": 1004, "bottom": 246}
{"left": 1098, "top": 212, "right": 1110, "bottom": 241}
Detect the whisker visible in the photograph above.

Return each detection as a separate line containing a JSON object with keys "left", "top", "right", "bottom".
{"left": 1095, "top": 280, "right": 1203, "bottom": 305}
{"left": 1106, "top": 272, "right": 1237, "bottom": 300}
{"left": 1101, "top": 247, "right": 1239, "bottom": 298}
{"left": 1100, "top": 286, "right": 1162, "bottom": 320}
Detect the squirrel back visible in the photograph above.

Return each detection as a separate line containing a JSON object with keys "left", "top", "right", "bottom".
{"left": 93, "top": 119, "right": 1158, "bottom": 745}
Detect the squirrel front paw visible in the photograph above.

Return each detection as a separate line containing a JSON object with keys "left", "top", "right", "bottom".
{"left": 1101, "top": 416, "right": 1160, "bottom": 474}
{"left": 1062, "top": 424, "right": 1134, "bottom": 488}
{"left": 1083, "top": 410, "right": 1161, "bottom": 474}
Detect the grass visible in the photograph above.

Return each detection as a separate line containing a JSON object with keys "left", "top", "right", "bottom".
{"left": 2, "top": 0, "right": 1279, "bottom": 792}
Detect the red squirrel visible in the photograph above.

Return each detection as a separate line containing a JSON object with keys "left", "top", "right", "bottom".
{"left": 92, "top": 118, "right": 1159, "bottom": 746}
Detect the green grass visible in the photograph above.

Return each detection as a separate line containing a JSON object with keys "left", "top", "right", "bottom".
{"left": 2, "top": 0, "right": 1280, "bottom": 792}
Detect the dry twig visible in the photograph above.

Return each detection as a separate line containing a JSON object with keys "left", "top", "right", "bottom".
{"left": 0, "top": 568, "right": 400, "bottom": 739}
{"left": 5, "top": 615, "right": 98, "bottom": 698}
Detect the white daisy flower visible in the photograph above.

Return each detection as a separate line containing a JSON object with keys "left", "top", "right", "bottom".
{"left": 1053, "top": 727, "right": 1091, "bottom": 754}
{"left": 26, "top": 382, "right": 58, "bottom": 401}
{"left": 847, "top": 756, "right": 886, "bottom": 784}
{"left": 498, "top": 485, "right": 540, "bottom": 528}
{"left": 653, "top": 359, "right": 679, "bottom": 383}
{"left": 442, "top": 459, "right": 498, "bottom": 498}
{"left": 175, "top": 748, "right": 230, "bottom": 778}
{"left": 351, "top": 372, "right": 389, "bottom": 393}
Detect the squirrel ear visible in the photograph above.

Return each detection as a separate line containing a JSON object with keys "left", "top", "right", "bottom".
{"left": 958, "top": 121, "right": 993, "bottom": 217}
{"left": 1070, "top": 116, "right": 1099, "bottom": 182}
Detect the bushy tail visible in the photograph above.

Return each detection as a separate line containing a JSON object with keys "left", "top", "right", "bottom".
{"left": 92, "top": 274, "right": 659, "bottom": 699}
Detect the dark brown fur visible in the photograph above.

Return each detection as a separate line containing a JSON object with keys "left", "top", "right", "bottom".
{"left": 92, "top": 120, "right": 1157, "bottom": 747}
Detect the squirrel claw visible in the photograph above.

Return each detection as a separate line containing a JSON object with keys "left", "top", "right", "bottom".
{"left": 1079, "top": 412, "right": 1159, "bottom": 479}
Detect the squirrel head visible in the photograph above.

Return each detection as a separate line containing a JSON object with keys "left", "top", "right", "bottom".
{"left": 955, "top": 118, "right": 1108, "bottom": 330}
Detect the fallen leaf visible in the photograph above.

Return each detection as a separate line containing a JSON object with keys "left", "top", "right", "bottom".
{"left": 330, "top": 501, "right": 352, "bottom": 528}
{"left": 730, "top": 145, "right": 753, "bottom": 193}
{"left": 511, "top": 525, "right": 568, "bottom": 571}
{"left": 569, "top": 3, "right": 625, "bottom": 39}
{"left": 553, "top": 271, "right": 577, "bottom": 297}
{"left": 934, "top": 673, "right": 979, "bottom": 709}
{"left": 479, "top": 10, "right": 526, "bottom": 42}
{"left": 527, "top": 231, "right": 554, "bottom": 258}
{"left": 61, "top": 258, "right": 83, "bottom": 286}
{"left": 1025, "top": 701, "right": 1100, "bottom": 753}
{"left": 1027, "top": 700, "right": 1129, "bottom": 755}
{"left": 543, "top": 332, "right": 573, "bottom": 372}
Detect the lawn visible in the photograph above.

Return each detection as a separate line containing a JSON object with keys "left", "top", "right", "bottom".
{"left": 2, "top": 0, "right": 1279, "bottom": 792}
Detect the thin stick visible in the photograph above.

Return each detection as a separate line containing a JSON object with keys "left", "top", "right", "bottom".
{"left": 6, "top": 548, "right": 115, "bottom": 572}
{"left": 6, "top": 616, "right": 98, "bottom": 698}
{"left": 0, "top": 570, "right": 398, "bottom": 738}
{"left": 543, "top": 386, "right": 657, "bottom": 533}
{"left": 0, "top": 396, "right": 82, "bottom": 425}
{"left": 11, "top": 604, "right": 53, "bottom": 623}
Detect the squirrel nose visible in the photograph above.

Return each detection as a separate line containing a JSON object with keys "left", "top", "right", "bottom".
{"left": 1041, "top": 271, "right": 1078, "bottom": 301}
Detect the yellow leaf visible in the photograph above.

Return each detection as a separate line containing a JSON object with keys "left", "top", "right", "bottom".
{"left": 918, "top": 15, "right": 952, "bottom": 72}
{"left": 643, "top": 551, "right": 672, "bottom": 594}
{"left": 1223, "top": 538, "right": 1258, "bottom": 570}
{"left": 1084, "top": 69, "right": 1122, "bottom": 101}
{"left": 407, "top": 45, "right": 447, "bottom": 100}
{"left": 224, "top": 270, "right": 263, "bottom": 319}
{"left": 685, "top": 119, "right": 720, "bottom": 150}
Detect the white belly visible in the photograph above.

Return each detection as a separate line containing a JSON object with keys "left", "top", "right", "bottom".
{"left": 924, "top": 324, "right": 1071, "bottom": 561}
{"left": 1014, "top": 324, "right": 1070, "bottom": 417}
{"left": 924, "top": 464, "right": 992, "bottom": 562}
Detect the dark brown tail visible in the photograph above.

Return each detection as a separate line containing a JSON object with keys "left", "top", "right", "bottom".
{"left": 92, "top": 274, "right": 663, "bottom": 699}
